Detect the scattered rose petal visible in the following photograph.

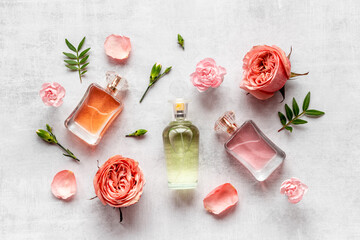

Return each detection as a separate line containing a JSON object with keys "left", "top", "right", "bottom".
{"left": 280, "top": 177, "right": 308, "bottom": 204}
{"left": 39, "top": 82, "right": 66, "bottom": 107}
{"left": 203, "top": 183, "right": 238, "bottom": 215}
{"left": 104, "top": 34, "right": 132, "bottom": 61}
{"left": 190, "top": 58, "right": 226, "bottom": 92}
{"left": 51, "top": 170, "right": 77, "bottom": 200}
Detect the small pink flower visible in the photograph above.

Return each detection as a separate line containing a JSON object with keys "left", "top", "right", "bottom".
{"left": 190, "top": 58, "right": 226, "bottom": 92}
{"left": 203, "top": 183, "right": 238, "bottom": 215}
{"left": 51, "top": 170, "right": 77, "bottom": 200}
{"left": 104, "top": 34, "right": 132, "bottom": 61}
{"left": 280, "top": 177, "right": 308, "bottom": 204}
{"left": 39, "top": 82, "right": 66, "bottom": 107}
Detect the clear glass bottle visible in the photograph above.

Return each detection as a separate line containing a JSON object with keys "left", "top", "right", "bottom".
{"left": 65, "top": 71, "right": 128, "bottom": 145}
{"left": 215, "top": 111, "right": 285, "bottom": 181}
{"left": 162, "top": 99, "right": 199, "bottom": 189}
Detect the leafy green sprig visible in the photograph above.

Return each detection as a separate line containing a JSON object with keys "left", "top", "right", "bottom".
{"left": 139, "top": 63, "right": 172, "bottom": 103}
{"left": 126, "top": 129, "right": 148, "bottom": 137}
{"left": 278, "top": 92, "right": 325, "bottom": 132}
{"left": 36, "top": 124, "right": 80, "bottom": 162}
{"left": 63, "top": 37, "right": 90, "bottom": 83}
{"left": 177, "top": 34, "right": 184, "bottom": 50}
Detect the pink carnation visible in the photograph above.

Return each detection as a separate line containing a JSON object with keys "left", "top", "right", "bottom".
{"left": 39, "top": 82, "right": 66, "bottom": 107}
{"left": 280, "top": 177, "right": 308, "bottom": 204}
{"left": 190, "top": 58, "right": 226, "bottom": 92}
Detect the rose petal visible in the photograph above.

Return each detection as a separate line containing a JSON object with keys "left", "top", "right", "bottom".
{"left": 104, "top": 34, "right": 132, "bottom": 60}
{"left": 203, "top": 183, "right": 238, "bottom": 215}
{"left": 51, "top": 170, "right": 77, "bottom": 200}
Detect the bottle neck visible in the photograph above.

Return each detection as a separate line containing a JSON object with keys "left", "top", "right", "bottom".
{"left": 222, "top": 117, "right": 238, "bottom": 135}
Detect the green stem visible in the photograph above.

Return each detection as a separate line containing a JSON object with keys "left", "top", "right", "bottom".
{"left": 57, "top": 142, "right": 80, "bottom": 162}
{"left": 278, "top": 111, "right": 305, "bottom": 132}
{"left": 76, "top": 51, "right": 82, "bottom": 83}
{"left": 139, "top": 85, "right": 151, "bottom": 103}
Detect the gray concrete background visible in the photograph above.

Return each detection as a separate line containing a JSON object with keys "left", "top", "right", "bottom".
{"left": 0, "top": 0, "right": 359, "bottom": 239}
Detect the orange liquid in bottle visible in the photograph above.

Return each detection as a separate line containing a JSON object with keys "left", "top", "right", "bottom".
{"left": 74, "top": 86, "right": 122, "bottom": 135}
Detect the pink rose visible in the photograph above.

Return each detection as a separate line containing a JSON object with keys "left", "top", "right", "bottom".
{"left": 280, "top": 177, "right": 308, "bottom": 204}
{"left": 39, "top": 82, "right": 66, "bottom": 107}
{"left": 240, "top": 45, "right": 291, "bottom": 100}
{"left": 190, "top": 58, "right": 226, "bottom": 92}
{"left": 93, "top": 155, "right": 145, "bottom": 208}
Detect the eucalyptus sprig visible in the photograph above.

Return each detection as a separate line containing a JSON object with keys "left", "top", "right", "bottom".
{"left": 278, "top": 92, "right": 325, "bottom": 132}
{"left": 139, "top": 63, "right": 172, "bottom": 103}
{"left": 177, "top": 34, "right": 184, "bottom": 50}
{"left": 36, "top": 124, "right": 80, "bottom": 162}
{"left": 126, "top": 129, "right": 148, "bottom": 137}
{"left": 63, "top": 37, "right": 91, "bottom": 83}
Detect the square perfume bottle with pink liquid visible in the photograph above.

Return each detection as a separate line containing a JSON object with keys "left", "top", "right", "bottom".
{"left": 215, "top": 111, "right": 285, "bottom": 181}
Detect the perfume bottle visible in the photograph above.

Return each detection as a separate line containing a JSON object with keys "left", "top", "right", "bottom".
{"left": 215, "top": 111, "right": 285, "bottom": 181}
{"left": 162, "top": 99, "right": 199, "bottom": 189}
{"left": 65, "top": 71, "right": 128, "bottom": 145}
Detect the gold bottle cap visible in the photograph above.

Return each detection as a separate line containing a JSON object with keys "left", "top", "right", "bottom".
{"left": 214, "top": 111, "right": 238, "bottom": 134}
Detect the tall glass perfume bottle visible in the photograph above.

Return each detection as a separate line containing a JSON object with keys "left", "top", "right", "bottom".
{"left": 215, "top": 111, "right": 285, "bottom": 181}
{"left": 162, "top": 99, "right": 199, "bottom": 189}
{"left": 65, "top": 71, "right": 128, "bottom": 145}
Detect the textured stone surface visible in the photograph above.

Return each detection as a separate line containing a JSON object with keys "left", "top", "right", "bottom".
{"left": 0, "top": 0, "right": 359, "bottom": 239}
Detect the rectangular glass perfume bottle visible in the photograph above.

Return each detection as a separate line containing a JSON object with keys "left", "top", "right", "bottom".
{"left": 65, "top": 71, "right": 128, "bottom": 145}
{"left": 162, "top": 99, "right": 199, "bottom": 189}
{"left": 215, "top": 111, "right": 285, "bottom": 181}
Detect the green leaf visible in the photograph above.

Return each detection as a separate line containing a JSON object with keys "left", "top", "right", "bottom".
{"left": 302, "top": 92, "right": 311, "bottom": 111}
{"left": 63, "top": 52, "right": 77, "bottom": 59}
{"left": 284, "top": 126, "right": 293, "bottom": 132}
{"left": 80, "top": 62, "right": 89, "bottom": 69}
{"left": 79, "top": 48, "right": 91, "bottom": 58}
{"left": 64, "top": 60, "right": 78, "bottom": 65}
{"left": 65, "top": 39, "right": 77, "bottom": 52}
{"left": 305, "top": 109, "right": 325, "bottom": 117}
{"left": 292, "top": 119, "right": 308, "bottom": 125}
{"left": 285, "top": 104, "right": 293, "bottom": 121}
{"left": 278, "top": 112, "right": 286, "bottom": 125}
{"left": 292, "top": 97, "right": 300, "bottom": 116}
{"left": 65, "top": 65, "right": 79, "bottom": 71}
{"left": 77, "top": 37, "right": 85, "bottom": 51}
{"left": 81, "top": 70, "right": 87, "bottom": 75}
{"left": 80, "top": 55, "right": 89, "bottom": 64}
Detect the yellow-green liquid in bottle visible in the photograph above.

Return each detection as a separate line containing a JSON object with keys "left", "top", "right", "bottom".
{"left": 162, "top": 100, "right": 199, "bottom": 189}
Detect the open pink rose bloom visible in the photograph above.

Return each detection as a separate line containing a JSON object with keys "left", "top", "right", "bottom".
{"left": 280, "top": 177, "right": 308, "bottom": 204}
{"left": 39, "top": 82, "right": 66, "bottom": 107}
{"left": 51, "top": 170, "right": 77, "bottom": 200}
{"left": 203, "top": 183, "right": 238, "bottom": 215}
{"left": 93, "top": 155, "right": 145, "bottom": 208}
{"left": 104, "top": 34, "right": 132, "bottom": 61}
{"left": 240, "top": 45, "right": 291, "bottom": 100}
{"left": 190, "top": 58, "right": 226, "bottom": 92}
